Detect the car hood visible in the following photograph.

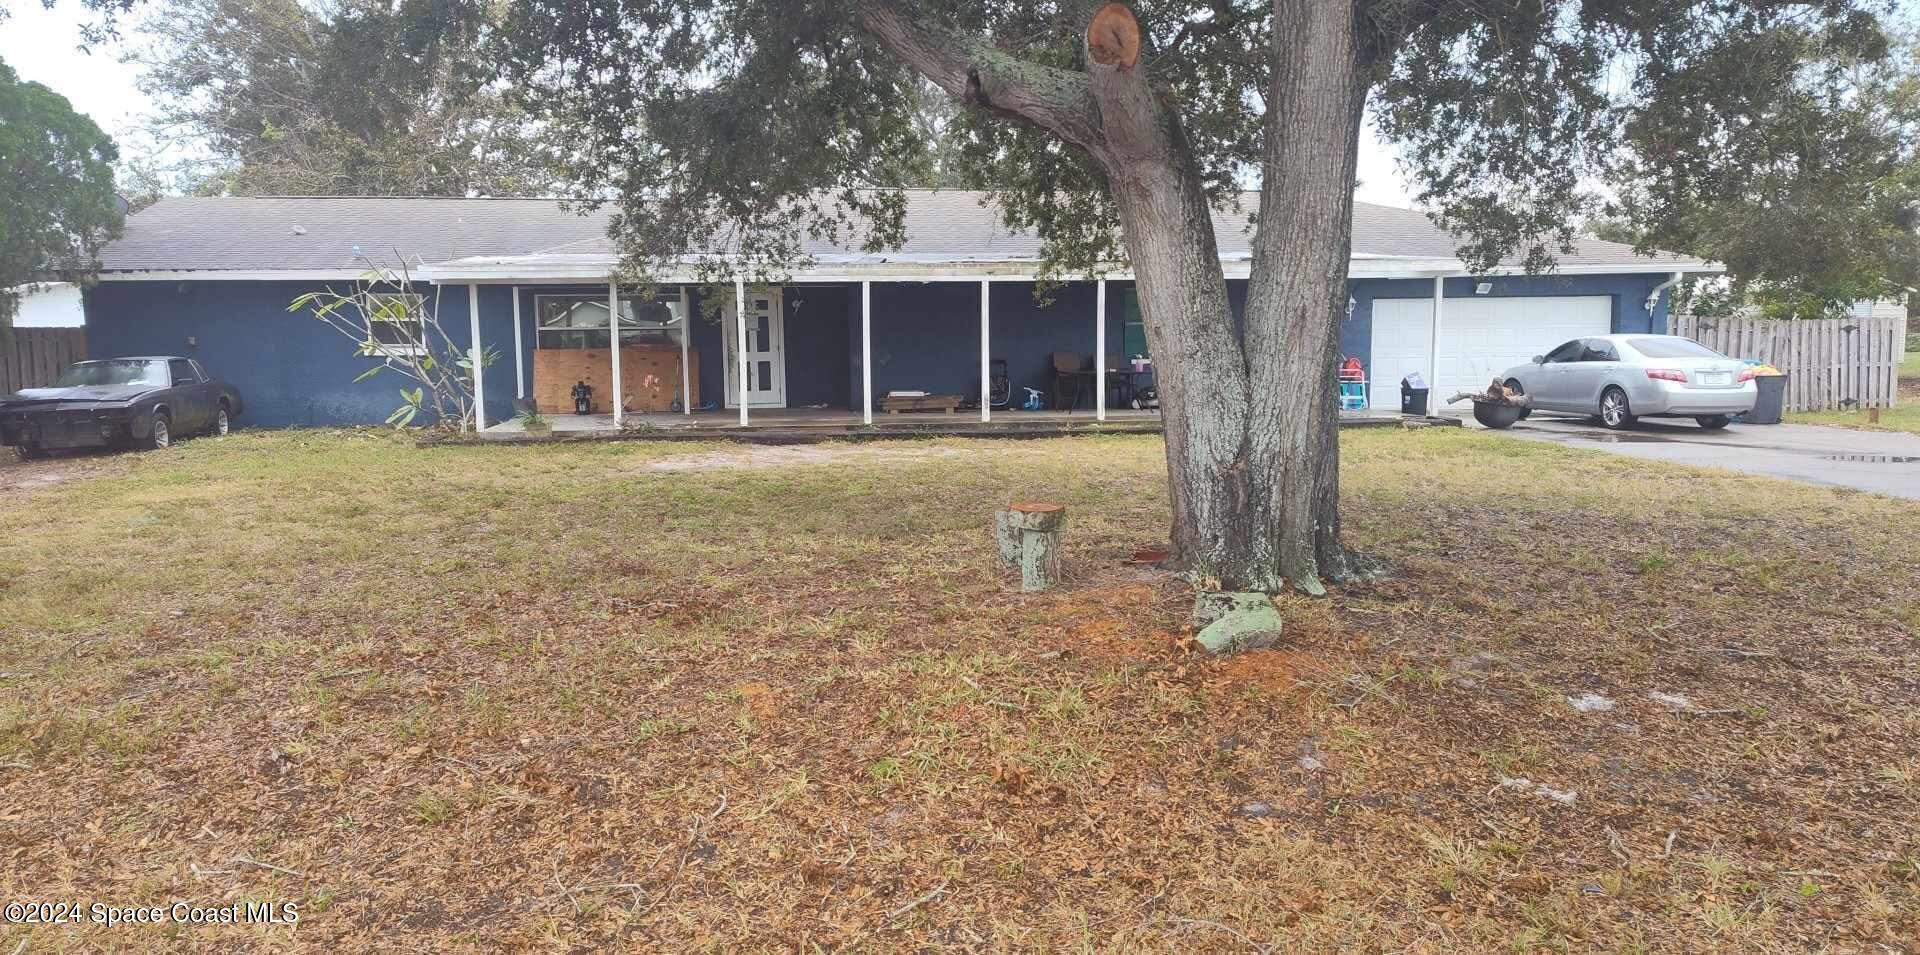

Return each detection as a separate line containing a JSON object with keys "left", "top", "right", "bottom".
{"left": 2, "top": 384, "right": 156, "bottom": 406}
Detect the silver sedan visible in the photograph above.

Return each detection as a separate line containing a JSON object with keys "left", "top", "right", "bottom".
{"left": 1498, "top": 334, "right": 1758, "bottom": 430}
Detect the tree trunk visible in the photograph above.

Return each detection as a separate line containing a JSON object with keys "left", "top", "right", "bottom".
{"left": 1091, "top": 3, "right": 1375, "bottom": 593}
{"left": 860, "top": 1, "right": 1379, "bottom": 593}
{"left": 1239, "top": 0, "right": 1379, "bottom": 590}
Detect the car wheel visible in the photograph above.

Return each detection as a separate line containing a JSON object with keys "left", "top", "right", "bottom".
{"left": 1695, "top": 414, "right": 1731, "bottom": 430}
{"left": 214, "top": 404, "right": 231, "bottom": 436}
{"left": 143, "top": 410, "right": 173, "bottom": 450}
{"left": 1599, "top": 387, "right": 1636, "bottom": 430}
{"left": 1504, "top": 378, "right": 1531, "bottom": 420}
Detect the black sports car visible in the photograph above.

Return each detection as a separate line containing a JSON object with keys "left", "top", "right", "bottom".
{"left": 1, "top": 357, "right": 244, "bottom": 458}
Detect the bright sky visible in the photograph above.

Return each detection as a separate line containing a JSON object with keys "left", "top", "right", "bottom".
{"left": 0, "top": 1, "right": 145, "bottom": 142}
{"left": 0, "top": 0, "right": 1424, "bottom": 206}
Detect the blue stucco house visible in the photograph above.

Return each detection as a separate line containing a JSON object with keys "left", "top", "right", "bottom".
{"left": 83, "top": 192, "right": 1713, "bottom": 429}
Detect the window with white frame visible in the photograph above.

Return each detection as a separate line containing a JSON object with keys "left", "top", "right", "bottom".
{"left": 361, "top": 291, "right": 426, "bottom": 355}
{"left": 535, "top": 294, "right": 685, "bottom": 349}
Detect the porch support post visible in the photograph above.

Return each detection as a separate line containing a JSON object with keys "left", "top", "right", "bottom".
{"left": 735, "top": 275, "right": 749, "bottom": 426}
{"left": 1428, "top": 275, "right": 1444, "bottom": 403}
{"left": 861, "top": 280, "right": 873, "bottom": 425}
{"left": 678, "top": 286, "right": 691, "bottom": 415}
{"left": 1095, "top": 279, "right": 1107, "bottom": 421}
{"left": 467, "top": 283, "right": 485, "bottom": 431}
{"left": 511, "top": 286, "right": 524, "bottom": 401}
{"left": 979, "top": 279, "right": 991, "bottom": 423}
{"left": 609, "top": 280, "right": 623, "bottom": 426}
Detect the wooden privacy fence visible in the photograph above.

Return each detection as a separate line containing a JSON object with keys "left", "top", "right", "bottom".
{"left": 1669, "top": 314, "right": 1904, "bottom": 412}
{"left": 1, "top": 328, "right": 87, "bottom": 394}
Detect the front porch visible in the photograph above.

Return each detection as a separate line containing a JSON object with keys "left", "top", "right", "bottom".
{"left": 475, "top": 406, "right": 1434, "bottom": 441}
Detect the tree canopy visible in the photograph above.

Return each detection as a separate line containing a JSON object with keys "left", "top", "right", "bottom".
{"left": 130, "top": 0, "right": 558, "bottom": 196}
{"left": 492, "top": 0, "right": 1906, "bottom": 283}
{"left": 1600, "top": 22, "right": 1920, "bottom": 317}
{"left": 0, "top": 55, "right": 122, "bottom": 329}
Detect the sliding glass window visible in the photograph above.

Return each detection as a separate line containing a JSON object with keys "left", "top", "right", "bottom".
{"left": 535, "top": 295, "right": 685, "bottom": 349}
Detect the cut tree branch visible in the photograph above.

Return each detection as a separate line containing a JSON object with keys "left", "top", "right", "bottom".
{"left": 1083, "top": 3, "right": 1173, "bottom": 169}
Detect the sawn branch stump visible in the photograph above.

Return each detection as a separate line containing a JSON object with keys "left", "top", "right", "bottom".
{"left": 995, "top": 502, "right": 1067, "bottom": 591}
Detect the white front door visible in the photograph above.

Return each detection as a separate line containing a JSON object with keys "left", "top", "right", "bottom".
{"left": 1369, "top": 295, "right": 1612, "bottom": 409}
{"left": 723, "top": 288, "right": 787, "bottom": 408}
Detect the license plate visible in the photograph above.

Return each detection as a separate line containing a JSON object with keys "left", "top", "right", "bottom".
{"left": 1697, "top": 372, "right": 1730, "bottom": 386}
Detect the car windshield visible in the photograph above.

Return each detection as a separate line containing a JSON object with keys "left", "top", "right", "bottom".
{"left": 1625, "top": 337, "right": 1724, "bottom": 359}
{"left": 50, "top": 360, "right": 170, "bottom": 388}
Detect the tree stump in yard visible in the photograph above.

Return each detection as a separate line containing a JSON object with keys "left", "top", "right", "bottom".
{"left": 995, "top": 502, "right": 1067, "bottom": 591}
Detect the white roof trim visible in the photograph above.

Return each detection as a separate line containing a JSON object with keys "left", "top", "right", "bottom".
{"left": 416, "top": 253, "right": 1485, "bottom": 284}
{"left": 95, "top": 256, "right": 1722, "bottom": 285}
{"left": 97, "top": 269, "right": 372, "bottom": 282}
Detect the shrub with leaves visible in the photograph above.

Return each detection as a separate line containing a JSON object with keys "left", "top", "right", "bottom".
{"left": 289, "top": 261, "right": 498, "bottom": 429}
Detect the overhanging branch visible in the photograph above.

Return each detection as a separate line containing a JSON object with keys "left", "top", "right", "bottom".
{"left": 855, "top": 3, "right": 1107, "bottom": 153}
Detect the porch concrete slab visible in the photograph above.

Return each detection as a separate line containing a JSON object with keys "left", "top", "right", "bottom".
{"left": 486, "top": 413, "right": 618, "bottom": 434}
{"left": 1476, "top": 414, "right": 1920, "bottom": 501}
{"left": 468, "top": 407, "right": 1449, "bottom": 444}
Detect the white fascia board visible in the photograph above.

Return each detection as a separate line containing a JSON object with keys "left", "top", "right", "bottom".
{"left": 1472, "top": 261, "right": 1723, "bottom": 277}
{"left": 111, "top": 258, "right": 1720, "bottom": 285}
{"left": 95, "top": 269, "right": 372, "bottom": 282}
{"left": 419, "top": 255, "right": 1474, "bottom": 284}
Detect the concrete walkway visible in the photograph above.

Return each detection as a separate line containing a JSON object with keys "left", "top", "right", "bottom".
{"left": 1481, "top": 414, "right": 1920, "bottom": 500}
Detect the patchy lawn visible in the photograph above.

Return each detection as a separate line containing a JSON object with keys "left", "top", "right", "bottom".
{"left": 2, "top": 429, "right": 1917, "bottom": 950}
{"left": 1789, "top": 350, "right": 1920, "bottom": 434}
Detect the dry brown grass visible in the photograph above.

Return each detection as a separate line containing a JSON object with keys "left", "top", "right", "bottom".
{"left": 2, "top": 428, "right": 1917, "bottom": 950}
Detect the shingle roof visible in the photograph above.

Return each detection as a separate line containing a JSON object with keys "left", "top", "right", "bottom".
{"left": 99, "top": 191, "right": 1706, "bottom": 274}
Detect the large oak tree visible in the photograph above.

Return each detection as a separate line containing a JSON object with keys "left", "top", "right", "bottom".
{"left": 128, "top": 0, "right": 558, "bottom": 197}
{"left": 492, "top": 0, "right": 1896, "bottom": 593}
{"left": 0, "top": 55, "right": 121, "bottom": 331}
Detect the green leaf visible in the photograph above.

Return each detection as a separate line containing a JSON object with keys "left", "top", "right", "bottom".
{"left": 353, "top": 365, "right": 385, "bottom": 383}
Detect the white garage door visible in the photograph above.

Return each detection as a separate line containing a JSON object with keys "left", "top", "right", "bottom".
{"left": 1369, "top": 296, "right": 1612, "bottom": 409}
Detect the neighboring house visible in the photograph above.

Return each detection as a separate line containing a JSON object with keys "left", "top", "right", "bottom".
{"left": 84, "top": 192, "right": 1715, "bottom": 427}
{"left": 1843, "top": 299, "right": 1907, "bottom": 322}
{"left": 9, "top": 282, "right": 86, "bottom": 328}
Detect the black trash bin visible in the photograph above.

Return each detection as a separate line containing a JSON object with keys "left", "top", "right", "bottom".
{"left": 1400, "top": 383, "right": 1430, "bottom": 416}
{"left": 1747, "top": 373, "right": 1788, "bottom": 425}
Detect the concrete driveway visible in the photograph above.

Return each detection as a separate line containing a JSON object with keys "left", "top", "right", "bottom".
{"left": 1476, "top": 414, "right": 1920, "bottom": 500}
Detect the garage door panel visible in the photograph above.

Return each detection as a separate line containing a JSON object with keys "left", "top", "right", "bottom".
{"left": 1368, "top": 296, "right": 1611, "bottom": 409}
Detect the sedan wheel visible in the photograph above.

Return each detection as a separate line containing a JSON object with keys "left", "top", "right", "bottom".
{"left": 1696, "top": 414, "right": 1731, "bottom": 430}
{"left": 145, "top": 411, "right": 172, "bottom": 450}
{"left": 215, "top": 406, "right": 231, "bottom": 436}
{"left": 1599, "top": 387, "right": 1636, "bottom": 430}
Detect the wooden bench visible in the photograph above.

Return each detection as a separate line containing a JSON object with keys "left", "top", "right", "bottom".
{"left": 880, "top": 393, "right": 963, "bottom": 414}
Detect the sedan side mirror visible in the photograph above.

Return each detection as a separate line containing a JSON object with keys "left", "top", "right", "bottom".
{"left": 1531, "top": 355, "right": 1545, "bottom": 364}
